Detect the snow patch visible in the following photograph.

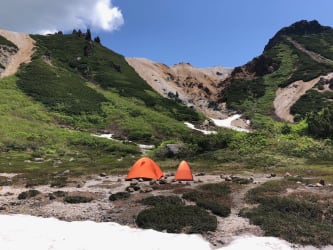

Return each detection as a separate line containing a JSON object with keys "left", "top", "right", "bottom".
{"left": 0, "top": 215, "right": 330, "bottom": 250}
{"left": 184, "top": 122, "right": 217, "bottom": 135}
{"left": 210, "top": 114, "right": 250, "bottom": 133}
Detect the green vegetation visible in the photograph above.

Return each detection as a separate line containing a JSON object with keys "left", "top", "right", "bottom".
{"left": 241, "top": 178, "right": 333, "bottom": 246}
{"left": 17, "top": 59, "right": 107, "bottom": 118}
{"left": 222, "top": 23, "right": 333, "bottom": 127}
{"left": 18, "top": 189, "right": 41, "bottom": 200}
{"left": 109, "top": 192, "right": 130, "bottom": 201}
{"left": 136, "top": 195, "right": 217, "bottom": 233}
{"left": 221, "top": 78, "right": 265, "bottom": 112}
{"left": 292, "top": 33, "right": 333, "bottom": 61}
{"left": 0, "top": 35, "right": 18, "bottom": 49}
{"left": 291, "top": 90, "right": 332, "bottom": 120}
{"left": 31, "top": 33, "right": 200, "bottom": 122}
{"left": 307, "top": 107, "right": 333, "bottom": 139}
{"left": 64, "top": 194, "right": 93, "bottom": 203}
{"left": 182, "top": 182, "right": 231, "bottom": 217}
{"left": 138, "top": 195, "right": 184, "bottom": 206}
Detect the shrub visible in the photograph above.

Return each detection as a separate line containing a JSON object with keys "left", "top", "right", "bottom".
{"left": 136, "top": 205, "right": 217, "bottom": 233}
{"left": 18, "top": 189, "right": 41, "bottom": 199}
{"left": 109, "top": 192, "right": 130, "bottom": 201}
{"left": 50, "top": 177, "right": 67, "bottom": 188}
{"left": 241, "top": 179, "right": 333, "bottom": 246}
{"left": 196, "top": 199, "right": 231, "bottom": 217}
{"left": 182, "top": 182, "right": 231, "bottom": 217}
{"left": 138, "top": 195, "right": 184, "bottom": 207}
{"left": 64, "top": 195, "right": 93, "bottom": 203}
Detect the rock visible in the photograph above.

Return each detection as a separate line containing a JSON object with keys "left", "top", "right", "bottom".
{"left": 140, "top": 187, "right": 153, "bottom": 193}
{"left": 165, "top": 144, "right": 181, "bottom": 155}
{"left": 117, "top": 178, "right": 122, "bottom": 182}
{"left": 130, "top": 180, "right": 139, "bottom": 186}
{"left": 225, "top": 176, "right": 232, "bottom": 181}
{"left": 138, "top": 178, "right": 144, "bottom": 182}
{"left": 159, "top": 179, "right": 167, "bottom": 184}
{"left": 319, "top": 179, "right": 325, "bottom": 186}
{"left": 284, "top": 172, "right": 291, "bottom": 177}
{"left": 62, "top": 170, "right": 70, "bottom": 175}
{"left": 126, "top": 187, "right": 135, "bottom": 193}
{"left": 149, "top": 180, "right": 157, "bottom": 185}
{"left": 34, "top": 157, "right": 44, "bottom": 162}
{"left": 315, "top": 183, "right": 323, "bottom": 187}
{"left": 270, "top": 173, "right": 276, "bottom": 177}
{"left": 48, "top": 193, "right": 56, "bottom": 200}
{"left": 99, "top": 173, "right": 107, "bottom": 177}
{"left": 196, "top": 172, "right": 206, "bottom": 176}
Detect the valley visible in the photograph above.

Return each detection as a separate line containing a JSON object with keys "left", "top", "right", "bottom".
{"left": 0, "top": 20, "right": 333, "bottom": 249}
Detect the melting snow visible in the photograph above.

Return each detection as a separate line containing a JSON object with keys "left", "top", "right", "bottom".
{"left": 185, "top": 114, "right": 250, "bottom": 134}
{"left": 0, "top": 215, "right": 330, "bottom": 250}
{"left": 210, "top": 114, "right": 250, "bottom": 133}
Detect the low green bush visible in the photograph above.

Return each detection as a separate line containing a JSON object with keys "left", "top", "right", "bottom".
{"left": 138, "top": 195, "right": 184, "bottom": 206}
{"left": 136, "top": 205, "right": 217, "bottom": 233}
{"left": 109, "top": 192, "right": 130, "bottom": 201}
{"left": 182, "top": 182, "right": 231, "bottom": 217}
{"left": 196, "top": 199, "right": 231, "bottom": 217}
{"left": 18, "top": 189, "right": 41, "bottom": 199}
{"left": 241, "top": 178, "right": 333, "bottom": 246}
{"left": 50, "top": 177, "right": 67, "bottom": 188}
{"left": 64, "top": 195, "right": 93, "bottom": 203}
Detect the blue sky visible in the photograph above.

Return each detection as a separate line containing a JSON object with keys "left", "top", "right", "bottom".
{"left": 102, "top": 0, "right": 333, "bottom": 67}
{"left": 1, "top": 0, "right": 333, "bottom": 68}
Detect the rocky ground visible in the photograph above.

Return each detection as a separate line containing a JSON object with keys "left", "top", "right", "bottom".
{"left": 0, "top": 172, "right": 279, "bottom": 249}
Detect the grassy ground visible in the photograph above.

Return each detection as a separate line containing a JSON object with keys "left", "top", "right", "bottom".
{"left": 240, "top": 178, "right": 333, "bottom": 246}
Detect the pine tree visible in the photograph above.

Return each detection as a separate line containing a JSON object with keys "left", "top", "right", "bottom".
{"left": 85, "top": 29, "right": 92, "bottom": 41}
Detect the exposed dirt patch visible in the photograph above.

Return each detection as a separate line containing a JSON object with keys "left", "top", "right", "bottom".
{"left": 126, "top": 57, "right": 233, "bottom": 119}
{"left": 0, "top": 29, "right": 35, "bottom": 78}
{"left": 274, "top": 72, "right": 333, "bottom": 122}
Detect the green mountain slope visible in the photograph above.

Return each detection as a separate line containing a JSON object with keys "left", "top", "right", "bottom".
{"left": 0, "top": 31, "right": 203, "bottom": 173}
{"left": 2, "top": 22, "right": 333, "bottom": 176}
{"left": 221, "top": 20, "right": 333, "bottom": 127}
{"left": 15, "top": 33, "right": 201, "bottom": 140}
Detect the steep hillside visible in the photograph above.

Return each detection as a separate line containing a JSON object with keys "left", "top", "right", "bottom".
{"left": 0, "top": 29, "right": 206, "bottom": 172}
{"left": 220, "top": 20, "right": 333, "bottom": 125}
{"left": 2, "top": 22, "right": 333, "bottom": 175}
{"left": 126, "top": 57, "right": 233, "bottom": 119}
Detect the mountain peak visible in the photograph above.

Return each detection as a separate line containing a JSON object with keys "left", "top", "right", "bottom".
{"left": 265, "top": 20, "right": 333, "bottom": 51}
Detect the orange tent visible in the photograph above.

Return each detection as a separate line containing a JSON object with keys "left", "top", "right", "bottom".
{"left": 175, "top": 160, "right": 193, "bottom": 181}
{"left": 125, "top": 157, "right": 163, "bottom": 180}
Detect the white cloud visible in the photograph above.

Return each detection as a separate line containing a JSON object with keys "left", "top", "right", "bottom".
{"left": 0, "top": 0, "right": 124, "bottom": 34}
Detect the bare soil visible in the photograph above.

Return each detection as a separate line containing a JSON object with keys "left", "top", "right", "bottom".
{"left": 126, "top": 57, "right": 233, "bottom": 119}
{"left": 274, "top": 73, "right": 333, "bottom": 122}
{"left": 0, "top": 29, "right": 35, "bottom": 78}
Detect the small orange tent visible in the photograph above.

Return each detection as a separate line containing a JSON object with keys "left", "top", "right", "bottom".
{"left": 175, "top": 160, "right": 193, "bottom": 181}
{"left": 126, "top": 157, "right": 163, "bottom": 180}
